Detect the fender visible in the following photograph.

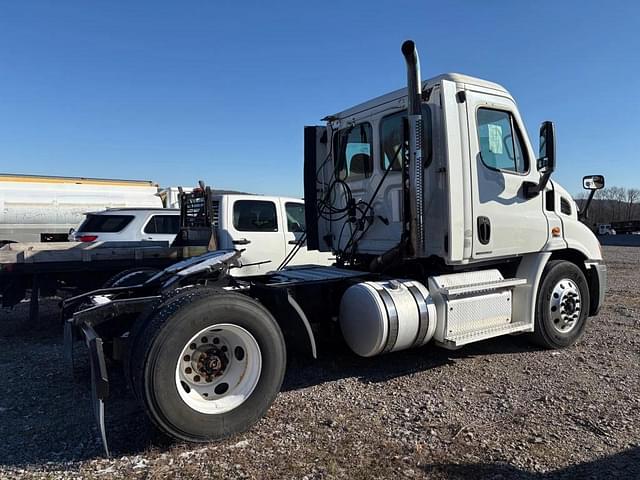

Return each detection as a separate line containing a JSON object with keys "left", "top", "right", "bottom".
{"left": 250, "top": 285, "right": 318, "bottom": 359}
{"left": 513, "top": 252, "right": 552, "bottom": 330}
{"left": 286, "top": 293, "right": 318, "bottom": 359}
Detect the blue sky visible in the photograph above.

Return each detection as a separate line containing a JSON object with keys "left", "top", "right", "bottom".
{"left": 0, "top": 1, "right": 638, "bottom": 197}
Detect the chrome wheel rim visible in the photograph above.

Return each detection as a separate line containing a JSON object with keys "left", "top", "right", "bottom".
{"left": 175, "top": 323, "right": 261, "bottom": 414}
{"left": 549, "top": 278, "right": 582, "bottom": 334}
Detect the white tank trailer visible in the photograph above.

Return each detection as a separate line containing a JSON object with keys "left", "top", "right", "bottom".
{"left": 0, "top": 174, "right": 162, "bottom": 243}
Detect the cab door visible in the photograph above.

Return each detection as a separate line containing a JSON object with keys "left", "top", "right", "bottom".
{"left": 465, "top": 89, "right": 547, "bottom": 259}
{"left": 226, "top": 198, "right": 286, "bottom": 275}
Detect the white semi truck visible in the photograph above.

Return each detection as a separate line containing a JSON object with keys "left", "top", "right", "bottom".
{"left": 0, "top": 174, "right": 162, "bottom": 244}
{"left": 64, "top": 41, "right": 607, "bottom": 455}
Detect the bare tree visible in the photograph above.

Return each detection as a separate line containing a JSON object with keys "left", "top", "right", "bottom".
{"left": 626, "top": 188, "right": 640, "bottom": 220}
{"left": 599, "top": 187, "right": 615, "bottom": 221}
{"left": 610, "top": 187, "right": 626, "bottom": 221}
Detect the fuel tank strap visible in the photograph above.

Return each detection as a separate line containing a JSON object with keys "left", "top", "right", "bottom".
{"left": 406, "top": 284, "right": 430, "bottom": 348}
{"left": 376, "top": 286, "right": 399, "bottom": 354}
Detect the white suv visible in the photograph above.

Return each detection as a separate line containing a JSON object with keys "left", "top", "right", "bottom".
{"left": 70, "top": 208, "right": 180, "bottom": 244}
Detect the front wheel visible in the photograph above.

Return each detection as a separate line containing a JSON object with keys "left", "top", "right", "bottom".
{"left": 532, "top": 260, "right": 590, "bottom": 349}
{"left": 129, "top": 290, "right": 286, "bottom": 442}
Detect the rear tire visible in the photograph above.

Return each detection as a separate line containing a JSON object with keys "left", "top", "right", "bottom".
{"left": 532, "top": 260, "right": 590, "bottom": 349}
{"left": 125, "top": 286, "right": 217, "bottom": 402}
{"left": 129, "top": 290, "right": 286, "bottom": 442}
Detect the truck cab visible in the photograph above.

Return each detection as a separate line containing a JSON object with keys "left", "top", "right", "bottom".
{"left": 304, "top": 42, "right": 606, "bottom": 352}
{"left": 307, "top": 73, "right": 602, "bottom": 269}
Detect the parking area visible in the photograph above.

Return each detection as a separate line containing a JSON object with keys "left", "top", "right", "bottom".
{"left": 0, "top": 245, "right": 638, "bottom": 479}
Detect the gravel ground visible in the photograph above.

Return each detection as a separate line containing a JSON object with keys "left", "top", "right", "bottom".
{"left": 1, "top": 246, "right": 638, "bottom": 479}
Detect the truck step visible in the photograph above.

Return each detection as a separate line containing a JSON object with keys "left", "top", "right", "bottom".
{"left": 430, "top": 270, "right": 526, "bottom": 297}
{"left": 438, "top": 278, "right": 526, "bottom": 297}
{"left": 439, "top": 321, "right": 532, "bottom": 348}
{"left": 428, "top": 270, "right": 532, "bottom": 347}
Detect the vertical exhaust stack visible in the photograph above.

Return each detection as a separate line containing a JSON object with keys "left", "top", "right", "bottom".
{"left": 401, "top": 40, "right": 425, "bottom": 258}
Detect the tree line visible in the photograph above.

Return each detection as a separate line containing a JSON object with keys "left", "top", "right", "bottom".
{"left": 574, "top": 186, "right": 640, "bottom": 225}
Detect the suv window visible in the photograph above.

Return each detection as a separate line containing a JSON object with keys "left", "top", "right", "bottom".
{"left": 477, "top": 108, "right": 528, "bottom": 173}
{"left": 79, "top": 214, "right": 133, "bottom": 233}
{"left": 144, "top": 214, "right": 180, "bottom": 234}
{"left": 335, "top": 123, "right": 373, "bottom": 180}
{"left": 233, "top": 200, "right": 278, "bottom": 232}
{"left": 380, "top": 107, "right": 432, "bottom": 171}
{"left": 285, "top": 203, "right": 305, "bottom": 232}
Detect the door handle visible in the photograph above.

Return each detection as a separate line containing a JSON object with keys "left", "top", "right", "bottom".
{"left": 477, "top": 216, "right": 491, "bottom": 245}
{"left": 288, "top": 239, "right": 306, "bottom": 245}
{"left": 233, "top": 238, "right": 251, "bottom": 245}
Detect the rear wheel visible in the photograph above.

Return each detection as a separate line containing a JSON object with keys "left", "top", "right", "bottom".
{"left": 126, "top": 286, "right": 217, "bottom": 401}
{"left": 532, "top": 260, "right": 590, "bottom": 349}
{"left": 129, "top": 290, "right": 286, "bottom": 442}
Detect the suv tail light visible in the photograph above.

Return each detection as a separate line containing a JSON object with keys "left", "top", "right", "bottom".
{"left": 78, "top": 235, "right": 98, "bottom": 242}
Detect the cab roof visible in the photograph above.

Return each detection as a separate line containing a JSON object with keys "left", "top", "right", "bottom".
{"left": 328, "top": 73, "right": 510, "bottom": 121}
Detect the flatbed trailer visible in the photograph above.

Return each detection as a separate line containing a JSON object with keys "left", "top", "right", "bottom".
{"left": 610, "top": 220, "right": 640, "bottom": 234}
{"left": 1, "top": 185, "right": 219, "bottom": 321}
{"left": 0, "top": 241, "right": 201, "bottom": 321}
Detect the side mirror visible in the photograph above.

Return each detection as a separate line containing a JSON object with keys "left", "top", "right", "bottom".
{"left": 537, "top": 121, "right": 556, "bottom": 173}
{"left": 583, "top": 175, "right": 605, "bottom": 190}
{"left": 524, "top": 121, "right": 556, "bottom": 197}
{"left": 579, "top": 174, "right": 605, "bottom": 221}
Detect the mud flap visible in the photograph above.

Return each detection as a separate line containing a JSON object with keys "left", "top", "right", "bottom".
{"left": 63, "top": 319, "right": 75, "bottom": 376}
{"left": 81, "top": 324, "right": 110, "bottom": 457}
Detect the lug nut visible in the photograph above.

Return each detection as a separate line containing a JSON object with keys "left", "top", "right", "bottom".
{"left": 190, "top": 343, "right": 197, "bottom": 350}
{"left": 194, "top": 375, "right": 201, "bottom": 382}
{"left": 185, "top": 367, "right": 192, "bottom": 374}
{"left": 183, "top": 355, "right": 190, "bottom": 362}
{"left": 201, "top": 336, "right": 208, "bottom": 343}
{"left": 213, "top": 337, "right": 220, "bottom": 344}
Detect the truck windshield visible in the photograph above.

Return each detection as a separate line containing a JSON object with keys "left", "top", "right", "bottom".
{"left": 78, "top": 214, "right": 133, "bottom": 233}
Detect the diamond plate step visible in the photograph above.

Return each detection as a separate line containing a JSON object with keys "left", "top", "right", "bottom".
{"left": 437, "top": 278, "right": 526, "bottom": 297}
{"left": 439, "top": 320, "right": 532, "bottom": 348}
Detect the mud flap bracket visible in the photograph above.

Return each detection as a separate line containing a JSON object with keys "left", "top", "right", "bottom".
{"left": 81, "top": 323, "right": 110, "bottom": 457}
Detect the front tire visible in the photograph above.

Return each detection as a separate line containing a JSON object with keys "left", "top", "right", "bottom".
{"left": 129, "top": 290, "right": 286, "bottom": 442}
{"left": 532, "top": 260, "right": 590, "bottom": 349}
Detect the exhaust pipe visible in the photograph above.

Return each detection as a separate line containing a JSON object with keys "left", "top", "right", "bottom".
{"left": 401, "top": 40, "right": 425, "bottom": 258}
{"left": 401, "top": 40, "right": 422, "bottom": 117}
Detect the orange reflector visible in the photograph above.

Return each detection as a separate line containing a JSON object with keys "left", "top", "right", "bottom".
{"left": 551, "top": 227, "right": 561, "bottom": 237}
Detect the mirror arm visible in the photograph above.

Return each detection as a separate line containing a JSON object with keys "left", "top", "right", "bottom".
{"left": 523, "top": 168, "right": 552, "bottom": 199}
{"left": 579, "top": 189, "right": 596, "bottom": 221}
{"left": 538, "top": 170, "right": 552, "bottom": 192}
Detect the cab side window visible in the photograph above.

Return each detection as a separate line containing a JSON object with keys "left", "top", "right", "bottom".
{"left": 233, "top": 200, "right": 278, "bottom": 232}
{"left": 380, "top": 112, "right": 407, "bottom": 171}
{"left": 380, "top": 106, "right": 432, "bottom": 171}
{"left": 285, "top": 203, "right": 306, "bottom": 232}
{"left": 335, "top": 123, "right": 373, "bottom": 181}
{"left": 477, "top": 108, "right": 528, "bottom": 174}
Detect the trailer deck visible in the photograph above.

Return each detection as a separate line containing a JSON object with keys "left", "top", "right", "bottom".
{"left": 0, "top": 241, "right": 200, "bottom": 321}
